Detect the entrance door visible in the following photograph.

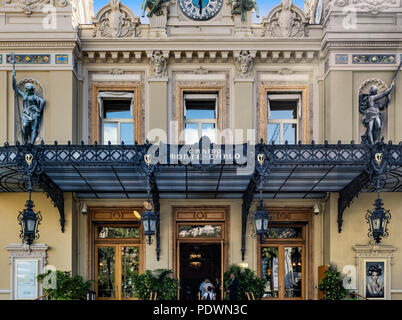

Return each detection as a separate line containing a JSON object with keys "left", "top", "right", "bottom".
{"left": 93, "top": 224, "right": 142, "bottom": 300}
{"left": 178, "top": 242, "right": 222, "bottom": 300}
{"left": 260, "top": 224, "right": 306, "bottom": 299}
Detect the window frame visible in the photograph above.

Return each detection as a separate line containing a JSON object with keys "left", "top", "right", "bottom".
{"left": 102, "top": 98, "right": 134, "bottom": 145}
{"left": 175, "top": 85, "right": 226, "bottom": 144}
{"left": 259, "top": 85, "right": 310, "bottom": 144}
{"left": 91, "top": 84, "right": 142, "bottom": 144}
{"left": 183, "top": 93, "right": 218, "bottom": 144}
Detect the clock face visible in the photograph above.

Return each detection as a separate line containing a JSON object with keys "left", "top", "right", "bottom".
{"left": 179, "top": 0, "right": 223, "bottom": 21}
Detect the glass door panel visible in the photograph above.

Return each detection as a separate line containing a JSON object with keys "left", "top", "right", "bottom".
{"left": 284, "top": 247, "right": 303, "bottom": 298}
{"left": 261, "top": 247, "right": 279, "bottom": 298}
{"left": 97, "top": 246, "right": 116, "bottom": 298}
{"left": 121, "top": 246, "right": 140, "bottom": 299}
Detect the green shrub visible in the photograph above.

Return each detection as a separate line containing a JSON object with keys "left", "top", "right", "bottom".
{"left": 223, "top": 264, "right": 267, "bottom": 300}
{"left": 37, "top": 270, "right": 92, "bottom": 300}
{"left": 318, "top": 264, "right": 348, "bottom": 300}
{"left": 132, "top": 269, "right": 179, "bottom": 300}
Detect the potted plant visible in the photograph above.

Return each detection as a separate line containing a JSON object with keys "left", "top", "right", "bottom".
{"left": 223, "top": 264, "right": 267, "bottom": 300}
{"left": 318, "top": 264, "right": 348, "bottom": 300}
{"left": 132, "top": 269, "right": 179, "bottom": 300}
{"left": 37, "top": 270, "right": 92, "bottom": 300}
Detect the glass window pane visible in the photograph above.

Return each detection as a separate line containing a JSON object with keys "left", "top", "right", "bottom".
{"left": 178, "top": 225, "right": 222, "bottom": 238}
{"left": 267, "top": 124, "right": 280, "bottom": 144}
{"left": 265, "top": 227, "right": 303, "bottom": 239}
{"left": 268, "top": 102, "right": 297, "bottom": 120}
{"left": 185, "top": 123, "right": 199, "bottom": 144}
{"left": 97, "top": 247, "right": 116, "bottom": 298}
{"left": 120, "top": 123, "right": 134, "bottom": 145}
{"left": 261, "top": 247, "right": 279, "bottom": 298}
{"left": 283, "top": 123, "right": 297, "bottom": 144}
{"left": 97, "top": 226, "right": 140, "bottom": 239}
{"left": 284, "top": 247, "right": 303, "bottom": 298}
{"left": 201, "top": 123, "right": 216, "bottom": 143}
{"left": 104, "top": 100, "right": 132, "bottom": 119}
{"left": 103, "top": 123, "right": 118, "bottom": 144}
{"left": 121, "top": 246, "right": 140, "bottom": 299}
{"left": 185, "top": 99, "right": 216, "bottom": 120}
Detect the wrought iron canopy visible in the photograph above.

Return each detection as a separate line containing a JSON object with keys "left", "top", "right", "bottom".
{"left": 0, "top": 139, "right": 401, "bottom": 260}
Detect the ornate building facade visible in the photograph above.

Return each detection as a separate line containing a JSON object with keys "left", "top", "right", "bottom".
{"left": 0, "top": 0, "right": 402, "bottom": 300}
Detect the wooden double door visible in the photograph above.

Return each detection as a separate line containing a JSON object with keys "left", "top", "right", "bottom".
{"left": 93, "top": 223, "right": 142, "bottom": 300}
{"left": 260, "top": 223, "right": 306, "bottom": 300}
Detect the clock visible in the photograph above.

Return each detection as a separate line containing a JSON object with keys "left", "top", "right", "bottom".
{"left": 314, "top": 0, "right": 323, "bottom": 24}
{"left": 179, "top": 0, "right": 223, "bottom": 21}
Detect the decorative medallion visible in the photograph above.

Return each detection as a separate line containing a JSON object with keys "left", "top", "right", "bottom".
{"left": 25, "top": 154, "right": 33, "bottom": 167}
{"left": 335, "top": 54, "right": 348, "bottom": 64}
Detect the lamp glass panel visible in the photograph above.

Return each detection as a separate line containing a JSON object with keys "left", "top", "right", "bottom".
{"left": 255, "top": 219, "right": 262, "bottom": 233}
{"left": 27, "top": 219, "right": 36, "bottom": 232}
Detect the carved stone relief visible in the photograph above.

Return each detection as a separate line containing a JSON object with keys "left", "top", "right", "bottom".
{"left": 92, "top": 0, "right": 140, "bottom": 38}
{"left": 234, "top": 50, "right": 256, "bottom": 77}
{"left": 5, "top": 0, "right": 50, "bottom": 15}
{"left": 327, "top": 0, "right": 399, "bottom": 14}
{"left": 149, "top": 50, "right": 169, "bottom": 78}
{"left": 263, "top": 0, "right": 308, "bottom": 38}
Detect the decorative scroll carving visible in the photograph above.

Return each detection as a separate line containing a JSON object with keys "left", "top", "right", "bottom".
{"left": 234, "top": 50, "right": 256, "bottom": 77}
{"left": 5, "top": 0, "right": 50, "bottom": 15}
{"left": 263, "top": 0, "right": 308, "bottom": 38}
{"left": 92, "top": 0, "right": 139, "bottom": 38}
{"left": 149, "top": 50, "right": 168, "bottom": 78}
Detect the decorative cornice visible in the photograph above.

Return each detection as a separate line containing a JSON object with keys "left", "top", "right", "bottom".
{"left": 0, "top": 41, "right": 78, "bottom": 49}
{"left": 322, "top": 40, "right": 402, "bottom": 56}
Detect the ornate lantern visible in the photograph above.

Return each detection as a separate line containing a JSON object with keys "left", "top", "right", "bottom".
{"left": 17, "top": 199, "right": 42, "bottom": 245}
{"left": 254, "top": 199, "right": 269, "bottom": 237}
{"left": 365, "top": 197, "right": 391, "bottom": 244}
{"left": 142, "top": 201, "right": 157, "bottom": 245}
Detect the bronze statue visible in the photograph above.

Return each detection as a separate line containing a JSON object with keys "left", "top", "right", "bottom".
{"left": 231, "top": 0, "right": 259, "bottom": 21}
{"left": 359, "top": 80, "right": 397, "bottom": 145}
{"left": 141, "top": 0, "right": 169, "bottom": 18}
{"left": 11, "top": 56, "right": 45, "bottom": 145}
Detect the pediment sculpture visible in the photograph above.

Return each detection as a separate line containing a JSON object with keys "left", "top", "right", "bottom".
{"left": 92, "top": 0, "right": 139, "bottom": 38}
{"left": 141, "top": 0, "right": 170, "bottom": 18}
{"left": 263, "top": 0, "right": 308, "bottom": 38}
{"left": 231, "top": 0, "right": 259, "bottom": 21}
